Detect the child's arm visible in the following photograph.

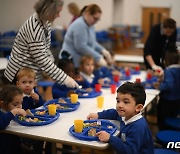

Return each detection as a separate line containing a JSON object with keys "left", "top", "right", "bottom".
{"left": 11, "top": 108, "right": 27, "bottom": 116}
{"left": 87, "top": 113, "right": 98, "bottom": 120}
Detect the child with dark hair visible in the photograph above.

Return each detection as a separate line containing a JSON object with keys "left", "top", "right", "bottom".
{"left": 0, "top": 85, "right": 27, "bottom": 154}
{"left": 52, "top": 58, "right": 91, "bottom": 98}
{"left": 154, "top": 48, "right": 180, "bottom": 130}
{"left": 87, "top": 82, "right": 154, "bottom": 154}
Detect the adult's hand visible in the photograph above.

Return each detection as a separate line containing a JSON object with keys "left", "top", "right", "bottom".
{"left": 96, "top": 57, "right": 107, "bottom": 67}
{"left": 102, "top": 49, "right": 113, "bottom": 64}
{"left": 63, "top": 76, "right": 79, "bottom": 88}
{"left": 152, "top": 64, "right": 164, "bottom": 75}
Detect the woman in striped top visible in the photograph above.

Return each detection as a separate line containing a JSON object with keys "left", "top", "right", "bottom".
{"left": 4, "top": 0, "right": 78, "bottom": 88}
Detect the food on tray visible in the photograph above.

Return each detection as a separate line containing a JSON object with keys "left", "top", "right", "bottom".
{"left": 56, "top": 104, "right": 70, "bottom": 109}
{"left": 88, "top": 128, "right": 96, "bottom": 136}
{"left": 107, "top": 125, "right": 113, "bottom": 129}
{"left": 26, "top": 109, "right": 34, "bottom": 116}
{"left": 35, "top": 110, "right": 46, "bottom": 115}
{"left": 83, "top": 122, "right": 100, "bottom": 128}
{"left": 18, "top": 116, "right": 44, "bottom": 122}
{"left": 58, "top": 98, "right": 67, "bottom": 103}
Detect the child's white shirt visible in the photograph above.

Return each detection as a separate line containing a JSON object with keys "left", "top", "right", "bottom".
{"left": 80, "top": 72, "right": 95, "bottom": 84}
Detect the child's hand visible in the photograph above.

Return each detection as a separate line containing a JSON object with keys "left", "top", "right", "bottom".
{"left": 11, "top": 108, "right": 27, "bottom": 116}
{"left": 153, "top": 82, "right": 160, "bottom": 89}
{"left": 87, "top": 113, "right": 98, "bottom": 120}
{"left": 30, "top": 92, "right": 39, "bottom": 102}
{"left": 74, "top": 75, "right": 84, "bottom": 82}
{"left": 112, "top": 70, "right": 120, "bottom": 76}
{"left": 96, "top": 131, "right": 110, "bottom": 142}
{"left": 67, "top": 90, "right": 76, "bottom": 97}
{"left": 98, "top": 78, "right": 104, "bottom": 85}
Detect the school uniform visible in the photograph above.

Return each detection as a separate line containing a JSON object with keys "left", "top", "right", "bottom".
{"left": 157, "top": 64, "right": 180, "bottom": 130}
{"left": 22, "top": 89, "right": 44, "bottom": 110}
{"left": 98, "top": 109, "right": 154, "bottom": 154}
{"left": 0, "top": 110, "right": 23, "bottom": 154}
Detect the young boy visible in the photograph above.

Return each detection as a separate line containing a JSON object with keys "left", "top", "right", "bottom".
{"left": 87, "top": 82, "right": 154, "bottom": 154}
{"left": 16, "top": 67, "right": 44, "bottom": 110}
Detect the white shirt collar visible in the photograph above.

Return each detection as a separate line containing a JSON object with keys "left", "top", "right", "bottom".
{"left": 167, "top": 64, "right": 180, "bottom": 69}
{"left": 80, "top": 72, "right": 94, "bottom": 83}
{"left": 23, "top": 89, "right": 34, "bottom": 97}
{"left": 121, "top": 112, "right": 143, "bottom": 125}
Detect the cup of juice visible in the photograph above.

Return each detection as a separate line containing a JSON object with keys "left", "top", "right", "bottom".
{"left": 70, "top": 94, "right": 78, "bottom": 103}
{"left": 74, "top": 120, "right": 83, "bottom": 133}
{"left": 48, "top": 104, "right": 57, "bottom": 115}
{"left": 97, "top": 96, "right": 104, "bottom": 108}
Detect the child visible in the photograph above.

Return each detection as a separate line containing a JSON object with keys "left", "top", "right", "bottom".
{"left": 87, "top": 82, "right": 154, "bottom": 154}
{"left": 16, "top": 67, "right": 44, "bottom": 153}
{"left": 154, "top": 48, "right": 180, "bottom": 130}
{"left": 0, "top": 85, "right": 27, "bottom": 154}
{"left": 52, "top": 58, "right": 91, "bottom": 98}
{"left": 16, "top": 67, "right": 44, "bottom": 110}
{"left": 79, "top": 55, "right": 104, "bottom": 87}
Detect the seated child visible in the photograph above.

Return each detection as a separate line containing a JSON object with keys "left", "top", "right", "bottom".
{"left": 16, "top": 67, "right": 44, "bottom": 110}
{"left": 16, "top": 67, "right": 44, "bottom": 153}
{"left": 87, "top": 82, "right": 154, "bottom": 154}
{"left": 153, "top": 48, "right": 180, "bottom": 130}
{"left": 79, "top": 55, "right": 104, "bottom": 87}
{"left": 52, "top": 58, "right": 91, "bottom": 98}
{"left": 0, "top": 85, "right": 28, "bottom": 154}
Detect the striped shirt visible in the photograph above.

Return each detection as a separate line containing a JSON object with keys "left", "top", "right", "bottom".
{"left": 4, "top": 13, "right": 67, "bottom": 84}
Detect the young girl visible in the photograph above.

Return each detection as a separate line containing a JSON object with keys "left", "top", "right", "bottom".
{"left": 0, "top": 85, "right": 27, "bottom": 154}
{"left": 79, "top": 55, "right": 104, "bottom": 87}
{"left": 52, "top": 58, "right": 91, "bottom": 98}
{"left": 16, "top": 67, "right": 44, "bottom": 110}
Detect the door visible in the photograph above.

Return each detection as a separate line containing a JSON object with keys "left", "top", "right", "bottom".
{"left": 142, "top": 7, "right": 170, "bottom": 43}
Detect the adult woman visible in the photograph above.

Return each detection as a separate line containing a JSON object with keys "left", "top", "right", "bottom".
{"left": 144, "top": 18, "right": 177, "bottom": 72}
{"left": 59, "top": 4, "right": 112, "bottom": 69}
{"left": 4, "top": 0, "right": 78, "bottom": 88}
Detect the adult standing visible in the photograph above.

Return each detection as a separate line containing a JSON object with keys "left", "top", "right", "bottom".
{"left": 59, "top": 4, "right": 112, "bottom": 69}
{"left": 144, "top": 18, "right": 177, "bottom": 72}
{"left": 4, "top": 0, "right": 78, "bottom": 88}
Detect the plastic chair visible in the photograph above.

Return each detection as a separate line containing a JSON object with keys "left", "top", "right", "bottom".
{"left": 165, "top": 118, "right": 180, "bottom": 130}
{"left": 37, "top": 81, "right": 54, "bottom": 88}
{"left": 154, "top": 149, "right": 178, "bottom": 154}
{"left": 156, "top": 130, "right": 180, "bottom": 146}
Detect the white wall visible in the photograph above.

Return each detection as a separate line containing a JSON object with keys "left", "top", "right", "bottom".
{"left": 0, "top": 0, "right": 180, "bottom": 33}
{"left": 0, "top": 0, "right": 113, "bottom": 33}
{"left": 113, "top": 0, "right": 180, "bottom": 26}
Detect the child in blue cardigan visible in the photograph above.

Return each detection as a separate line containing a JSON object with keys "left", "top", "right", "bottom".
{"left": 153, "top": 48, "right": 180, "bottom": 130}
{"left": 0, "top": 85, "right": 27, "bottom": 154}
{"left": 16, "top": 67, "right": 44, "bottom": 110}
{"left": 52, "top": 58, "right": 92, "bottom": 98}
{"left": 87, "top": 82, "right": 154, "bottom": 154}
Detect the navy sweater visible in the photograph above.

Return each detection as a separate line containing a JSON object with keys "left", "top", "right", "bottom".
{"left": 0, "top": 111, "right": 22, "bottom": 154}
{"left": 22, "top": 88, "right": 44, "bottom": 110}
{"left": 98, "top": 109, "right": 154, "bottom": 154}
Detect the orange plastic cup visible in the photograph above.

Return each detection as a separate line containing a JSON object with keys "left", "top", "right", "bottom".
{"left": 74, "top": 120, "right": 83, "bottom": 133}
{"left": 70, "top": 94, "right": 78, "bottom": 103}
{"left": 48, "top": 104, "right": 57, "bottom": 115}
{"left": 97, "top": 96, "right": 104, "bottom": 108}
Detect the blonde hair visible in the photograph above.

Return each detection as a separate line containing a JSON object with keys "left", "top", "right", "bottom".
{"left": 16, "top": 67, "right": 36, "bottom": 81}
{"left": 68, "top": 2, "right": 80, "bottom": 16}
{"left": 34, "top": 0, "right": 64, "bottom": 21}
{"left": 80, "top": 55, "right": 94, "bottom": 71}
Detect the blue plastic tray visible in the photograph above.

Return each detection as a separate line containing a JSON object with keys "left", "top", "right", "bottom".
{"left": 30, "top": 108, "right": 59, "bottom": 118}
{"left": 44, "top": 98, "right": 80, "bottom": 113}
{"left": 69, "top": 119, "right": 117, "bottom": 141}
{"left": 14, "top": 113, "right": 60, "bottom": 126}
{"left": 76, "top": 89, "right": 102, "bottom": 98}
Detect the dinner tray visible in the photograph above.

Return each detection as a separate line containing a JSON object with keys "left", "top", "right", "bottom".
{"left": 76, "top": 89, "right": 102, "bottom": 98}
{"left": 14, "top": 112, "right": 60, "bottom": 126}
{"left": 69, "top": 119, "right": 117, "bottom": 141}
{"left": 44, "top": 98, "right": 80, "bottom": 113}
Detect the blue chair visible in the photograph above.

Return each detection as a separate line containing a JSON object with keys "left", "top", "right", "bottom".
{"left": 156, "top": 130, "right": 180, "bottom": 146}
{"left": 165, "top": 118, "right": 180, "bottom": 130}
{"left": 154, "top": 149, "right": 178, "bottom": 154}
{"left": 37, "top": 81, "right": 54, "bottom": 88}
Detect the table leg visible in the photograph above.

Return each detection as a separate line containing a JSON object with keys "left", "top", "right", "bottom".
{"left": 51, "top": 142, "right": 56, "bottom": 154}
